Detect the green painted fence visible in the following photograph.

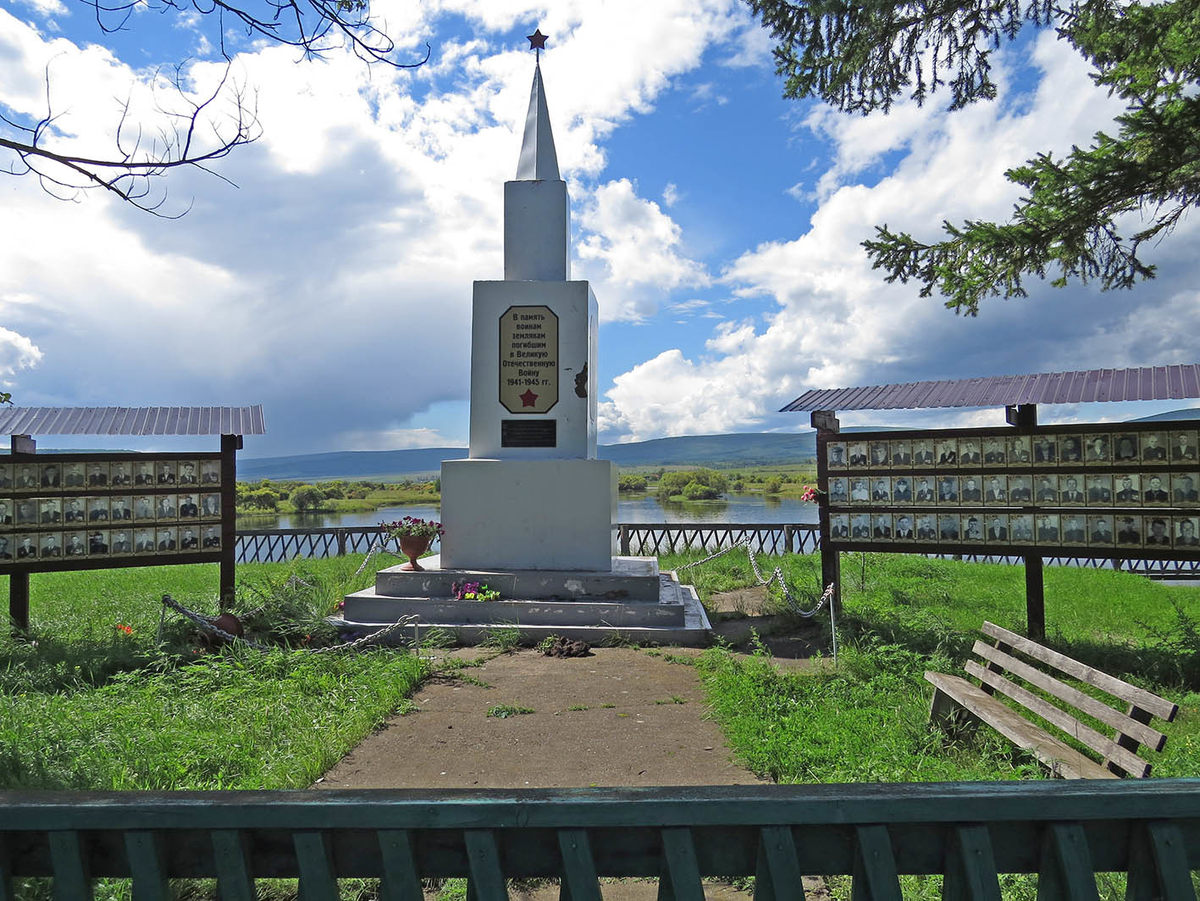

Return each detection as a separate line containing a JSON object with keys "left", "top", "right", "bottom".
{"left": 2, "top": 782, "right": 1199, "bottom": 900}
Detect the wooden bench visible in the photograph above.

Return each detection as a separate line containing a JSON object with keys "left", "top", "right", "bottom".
{"left": 925, "top": 621, "right": 1179, "bottom": 779}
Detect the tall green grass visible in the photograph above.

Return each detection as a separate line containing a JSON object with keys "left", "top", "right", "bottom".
{"left": 0, "top": 556, "right": 425, "bottom": 790}
{"left": 665, "top": 550, "right": 1200, "bottom": 783}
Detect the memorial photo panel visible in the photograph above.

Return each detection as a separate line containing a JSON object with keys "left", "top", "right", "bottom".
{"left": 985, "top": 514, "right": 1009, "bottom": 543}
{"left": 1010, "top": 514, "right": 1034, "bottom": 543}
{"left": 1116, "top": 515, "right": 1143, "bottom": 546}
{"left": 851, "top": 514, "right": 871, "bottom": 539}
{"left": 936, "top": 439, "right": 958, "bottom": 467}
{"left": 110, "top": 462, "right": 133, "bottom": 486}
{"left": 1173, "top": 473, "right": 1199, "bottom": 505}
{"left": 1142, "top": 432, "right": 1168, "bottom": 463}
{"left": 848, "top": 443, "right": 868, "bottom": 467}
{"left": 1085, "top": 474, "right": 1112, "bottom": 505}
{"left": 0, "top": 499, "right": 13, "bottom": 530}
{"left": 850, "top": 478, "right": 870, "bottom": 504}
{"left": 872, "top": 514, "right": 893, "bottom": 540}
{"left": 1145, "top": 516, "right": 1172, "bottom": 546}
{"left": 827, "top": 442, "right": 848, "bottom": 469}
{"left": 201, "top": 493, "right": 222, "bottom": 518}
{"left": 869, "top": 442, "right": 890, "bottom": 468}
{"left": 1033, "top": 435, "right": 1058, "bottom": 465}
{"left": 961, "top": 515, "right": 984, "bottom": 543}
{"left": 1060, "top": 435, "right": 1083, "bottom": 464}
{"left": 914, "top": 476, "right": 936, "bottom": 503}
{"left": 1085, "top": 434, "right": 1111, "bottom": 463}
{"left": 982, "top": 437, "right": 1007, "bottom": 466}
{"left": 892, "top": 476, "right": 913, "bottom": 503}
{"left": 983, "top": 475, "right": 1007, "bottom": 504}
{"left": 917, "top": 514, "right": 938, "bottom": 541}
{"left": 1088, "top": 515, "right": 1115, "bottom": 546}
{"left": 110, "top": 529, "right": 133, "bottom": 555}
{"left": 893, "top": 513, "right": 915, "bottom": 540}
{"left": 1112, "top": 433, "right": 1139, "bottom": 463}
{"left": 0, "top": 464, "right": 11, "bottom": 491}
{"left": 890, "top": 440, "right": 912, "bottom": 467}
{"left": 829, "top": 478, "right": 849, "bottom": 504}
{"left": 1008, "top": 436, "right": 1032, "bottom": 464}
{"left": 1036, "top": 514, "right": 1060, "bottom": 544}
{"left": 913, "top": 440, "right": 935, "bottom": 466}
{"left": 958, "top": 439, "right": 982, "bottom": 466}
{"left": 1115, "top": 474, "right": 1140, "bottom": 503}
{"left": 960, "top": 475, "right": 983, "bottom": 504}
{"left": 1172, "top": 431, "right": 1199, "bottom": 462}
{"left": 829, "top": 513, "right": 849, "bottom": 539}
{"left": 1144, "top": 475, "right": 1170, "bottom": 504}
{"left": 1175, "top": 516, "right": 1200, "bottom": 548}
{"left": 63, "top": 531, "right": 88, "bottom": 556}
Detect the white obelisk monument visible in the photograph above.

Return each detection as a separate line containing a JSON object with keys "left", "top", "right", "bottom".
{"left": 439, "top": 39, "right": 617, "bottom": 571}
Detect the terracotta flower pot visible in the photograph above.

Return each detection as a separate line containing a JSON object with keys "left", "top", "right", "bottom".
{"left": 398, "top": 535, "right": 432, "bottom": 571}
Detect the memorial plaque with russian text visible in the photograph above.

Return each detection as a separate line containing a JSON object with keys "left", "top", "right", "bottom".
{"left": 499, "top": 305, "right": 558, "bottom": 414}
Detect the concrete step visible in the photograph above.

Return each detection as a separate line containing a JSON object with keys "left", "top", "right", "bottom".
{"left": 373, "top": 554, "right": 662, "bottom": 601}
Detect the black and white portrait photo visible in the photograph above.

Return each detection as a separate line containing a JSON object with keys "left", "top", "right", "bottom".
{"left": 872, "top": 514, "right": 892, "bottom": 540}
{"left": 871, "top": 478, "right": 891, "bottom": 503}
{"left": 135, "top": 529, "right": 156, "bottom": 553}
{"left": 851, "top": 514, "right": 871, "bottom": 539}
{"left": 14, "top": 465, "right": 38, "bottom": 491}
{"left": 180, "top": 527, "right": 199, "bottom": 550}
{"left": 110, "top": 530, "right": 132, "bottom": 554}
{"left": 1060, "top": 476, "right": 1084, "bottom": 505}
{"left": 1172, "top": 431, "right": 1198, "bottom": 462}
{"left": 63, "top": 498, "right": 85, "bottom": 523}
{"left": 893, "top": 477, "right": 913, "bottom": 503}
{"left": 1088, "top": 515, "right": 1115, "bottom": 545}
{"left": 850, "top": 478, "right": 869, "bottom": 503}
{"left": 0, "top": 464, "right": 11, "bottom": 490}
{"left": 914, "top": 477, "right": 935, "bottom": 503}
{"left": 1115, "top": 474, "right": 1141, "bottom": 503}
{"left": 178, "top": 495, "right": 199, "bottom": 518}
{"left": 65, "top": 532, "right": 87, "bottom": 556}
{"left": 958, "top": 439, "right": 981, "bottom": 466}
{"left": 1086, "top": 474, "right": 1112, "bottom": 504}
{"left": 201, "top": 493, "right": 221, "bottom": 517}
{"left": 1060, "top": 436, "right": 1082, "bottom": 463}
{"left": 913, "top": 441, "right": 934, "bottom": 465}
{"left": 894, "top": 514, "right": 914, "bottom": 540}
{"left": 134, "top": 496, "right": 155, "bottom": 520}
{"left": 40, "top": 464, "right": 60, "bottom": 488}
{"left": 63, "top": 464, "right": 85, "bottom": 488}
{"left": 1144, "top": 475, "right": 1170, "bottom": 504}
{"left": 1117, "top": 516, "right": 1142, "bottom": 545}
{"left": 939, "top": 515, "right": 960, "bottom": 541}
{"left": 869, "top": 442, "right": 890, "bottom": 467}
{"left": 15, "top": 534, "right": 37, "bottom": 558}
{"left": 200, "top": 462, "right": 221, "bottom": 484}
{"left": 134, "top": 462, "right": 155, "bottom": 485}
{"left": 1175, "top": 517, "right": 1200, "bottom": 548}
{"left": 85, "top": 497, "right": 109, "bottom": 521}
{"left": 1036, "top": 514, "right": 1060, "bottom": 543}
{"left": 848, "top": 443, "right": 868, "bottom": 467}
{"left": 178, "top": 461, "right": 200, "bottom": 485}
{"left": 110, "top": 497, "right": 132, "bottom": 521}
{"left": 827, "top": 442, "right": 847, "bottom": 468}
{"left": 202, "top": 527, "right": 221, "bottom": 549}
{"left": 829, "top": 514, "right": 849, "bottom": 539}
{"left": 936, "top": 439, "right": 958, "bottom": 467}
{"left": 1035, "top": 474, "right": 1059, "bottom": 504}
{"left": 87, "top": 462, "right": 109, "bottom": 487}
{"left": 1033, "top": 435, "right": 1057, "bottom": 464}
{"left": 39, "top": 532, "right": 63, "bottom": 557}
{"left": 1113, "top": 433, "right": 1139, "bottom": 463}
{"left": 938, "top": 476, "right": 959, "bottom": 503}
{"left": 1085, "top": 434, "right": 1111, "bottom": 463}
{"left": 890, "top": 440, "right": 912, "bottom": 467}
{"left": 828, "top": 478, "right": 848, "bottom": 503}
{"left": 155, "top": 495, "right": 178, "bottom": 519}
{"left": 961, "top": 515, "right": 984, "bottom": 542}
{"left": 917, "top": 515, "right": 937, "bottom": 541}
{"left": 986, "top": 514, "right": 1009, "bottom": 542}
{"left": 1009, "top": 476, "right": 1032, "bottom": 503}
{"left": 1007, "top": 436, "right": 1032, "bottom": 463}
{"left": 157, "top": 527, "right": 178, "bottom": 551}
{"left": 110, "top": 462, "right": 133, "bottom": 486}
{"left": 14, "top": 500, "right": 37, "bottom": 526}
{"left": 961, "top": 477, "right": 982, "bottom": 503}
{"left": 1173, "top": 473, "right": 1200, "bottom": 504}
{"left": 1010, "top": 514, "right": 1034, "bottom": 542}
{"left": 983, "top": 438, "right": 1006, "bottom": 465}
{"left": 1142, "top": 432, "right": 1168, "bottom": 462}
{"left": 1146, "top": 517, "right": 1171, "bottom": 546}
{"left": 984, "top": 475, "right": 1006, "bottom": 504}
{"left": 90, "top": 531, "right": 110, "bottom": 555}
{"left": 39, "top": 498, "right": 62, "bottom": 524}
{"left": 157, "top": 462, "right": 176, "bottom": 485}
{"left": 0, "top": 500, "right": 12, "bottom": 528}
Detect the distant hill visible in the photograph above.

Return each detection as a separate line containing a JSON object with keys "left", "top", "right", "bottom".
{"left": 238, "top": 432, "right": 824, "bottom": 481}
{"left": 1131, "top": 407, "right": 1200, "bottom": 422}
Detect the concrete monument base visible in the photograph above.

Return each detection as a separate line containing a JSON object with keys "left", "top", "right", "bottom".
{"left": 339, "top": 555, "right": 712, "bottom": 647}
{"left": 439, "top": 458, "right": 616, "bottom": 571}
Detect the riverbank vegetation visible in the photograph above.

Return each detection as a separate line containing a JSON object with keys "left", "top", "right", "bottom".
{"left": 235, "top": 479, "right": 440, "bottom": 514}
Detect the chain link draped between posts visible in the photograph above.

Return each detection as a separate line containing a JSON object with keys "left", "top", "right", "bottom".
{"left": 677, "top": 539, "right": 838, "bottom": 660}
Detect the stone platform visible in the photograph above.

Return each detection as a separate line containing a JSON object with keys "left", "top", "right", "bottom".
{"left": 339, "top": 555, "right": 711, "bottom": 646}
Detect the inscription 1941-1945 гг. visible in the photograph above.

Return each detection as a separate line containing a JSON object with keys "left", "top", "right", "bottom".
{"left": 499, "top": 304, "right": 559, "bottom": 414}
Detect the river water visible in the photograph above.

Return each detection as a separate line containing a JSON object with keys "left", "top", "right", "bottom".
{"left": 236, "top": 491, "right": 819, "bottom": 530}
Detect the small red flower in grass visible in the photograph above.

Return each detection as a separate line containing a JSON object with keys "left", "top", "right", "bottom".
{"left": 115, "top": 623, "right": 133, "bottom": 635}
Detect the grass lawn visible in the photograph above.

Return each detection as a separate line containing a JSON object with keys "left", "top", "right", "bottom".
{"left": 0, "top": 556, "right": 426, "bottom": 791}
{"left": 662, "top": 549, "right": 1200, "bottom": 784}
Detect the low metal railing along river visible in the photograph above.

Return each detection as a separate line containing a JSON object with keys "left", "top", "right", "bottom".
{"left": 234, "top": 525, "right": 1200, "bottom": 578}
{"left": 2, "top": 782, "right": 1198, "bottom": 898}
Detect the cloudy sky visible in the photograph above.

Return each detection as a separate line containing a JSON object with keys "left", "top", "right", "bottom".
{"left": 1, "top": 0, "right": 1196, "bottom": 457}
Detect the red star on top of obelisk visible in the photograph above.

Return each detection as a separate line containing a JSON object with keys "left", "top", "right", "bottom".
{"left": 520, "top": 388, "right": 539, "bottom": 407}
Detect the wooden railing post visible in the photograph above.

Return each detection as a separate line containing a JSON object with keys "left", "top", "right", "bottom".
{"left": 619, "top": 525, "right": 630, "bottom": 556}
{"left": 336, "top": 529, "right": 347, "bottom": 557}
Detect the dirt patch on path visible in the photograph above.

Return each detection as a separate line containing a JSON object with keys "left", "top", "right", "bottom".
{"left": 315, "top": 647, "right": 762, "bottom": 790}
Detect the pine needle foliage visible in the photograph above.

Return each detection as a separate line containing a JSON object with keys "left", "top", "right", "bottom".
{"left": 747, "top": 0, "right": 1200, "bottom": 314}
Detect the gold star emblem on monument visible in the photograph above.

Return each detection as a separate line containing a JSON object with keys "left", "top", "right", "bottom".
{"left": 527, "top": 29, "right": 548, "bottom": 51}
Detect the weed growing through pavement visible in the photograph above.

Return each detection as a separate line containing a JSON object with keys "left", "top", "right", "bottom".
{"left": 486, "top": 704, "right": 534, "bottom": 718}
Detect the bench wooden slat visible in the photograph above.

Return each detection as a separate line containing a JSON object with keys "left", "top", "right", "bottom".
{"left": 924, "top": 672, "right": 1115, "bottom": 780}
{"left": 972, "top": 642, "right": 1167, "bottom": 751}
{"left": 294, "top": 830, "right": 338, "bottom": 901}
{"left": 212, "top": 829, "right": 256, "bottom": 901}
{"left": 851, "top": 825, "right": 901, "bottom": 901}
{"left": 556, "top": 829, "right": 602, "bottom": 901}
{"left": 0, "top": 832, "right": 14, "bottom": 901}
{"left": 982, "top": 623, "right": 1178, "bottom": 721}
{"left": 754, "top": 826, "right": 804, "bottom": 901}
{"left": 963, "top": 661, "right": 1151, "bottom": 777}
{"left": 464, "top": 830, "right": 508, "bottom": 901}
{"left": 942, "top": 825, "right": 1001, "bottom": 901}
